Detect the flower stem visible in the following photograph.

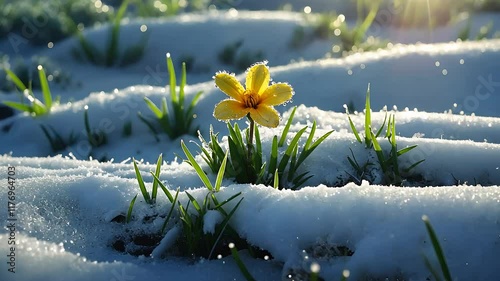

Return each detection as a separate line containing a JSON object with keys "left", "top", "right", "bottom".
{"left": 247, "top": 114, "right": 254, "bottom": 160}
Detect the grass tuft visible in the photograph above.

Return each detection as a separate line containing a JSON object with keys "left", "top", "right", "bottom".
{"left": 346, "top": 84, "right": 424, "bottom": 185}
{"left": 140, "top": 54, "right": 202, "bottom": 140}
{"left": 2, "top": 65, "right": 58, "bottom": 117}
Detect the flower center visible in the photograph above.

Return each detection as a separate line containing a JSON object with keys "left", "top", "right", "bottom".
{"left": 243, "top": 91, "right": 259, "bottom": 109}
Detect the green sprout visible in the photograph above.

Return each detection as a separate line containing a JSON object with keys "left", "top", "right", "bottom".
{"left": 347, "top": 84, "right": 424, "bottom": 185}
{"left": 422, "top": 215, "right": 453, "bottom": 281}
{"left": 139, "top": 53, "right": 202, "bottom": 140}
{"left": 72, "top": 0, "right": 149, "bottom": 67}
{"left": 84, "top": 106, "right": 107, "bottom": 148}
{"left": 40, "top": 124, "right": 76, "bottom": 154}
{"left": 3, "top": 65, "right": 57, "bottom": 117}
{"left": 127, "top": 154, "right": 175, "bottom": 223}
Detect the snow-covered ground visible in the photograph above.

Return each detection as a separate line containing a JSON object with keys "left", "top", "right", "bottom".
{"left": 1, "top": 4, "right": 500, "bottom": 281}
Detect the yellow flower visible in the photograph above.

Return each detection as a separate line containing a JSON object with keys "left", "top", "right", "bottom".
{"left": 213, "top": 62, "right": 293, "bottom": 128}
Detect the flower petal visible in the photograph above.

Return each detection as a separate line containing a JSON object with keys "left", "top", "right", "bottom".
{"left": 214, "top": 73, "right": 245, "bottom": 101}
{"left": 249, "top": 105, "right": 280, "bottom": 128}
{"left": 260, "top": 83, "right": 293, "bottom": 106}
{"left": 245, "top": 62, "right": 270, "bottom": 96}
{"left": 213, "top": 99, "right": 249, "bottom": 120}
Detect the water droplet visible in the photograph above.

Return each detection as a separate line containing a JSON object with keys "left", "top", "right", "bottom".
{"left": 442, "top": 69, "right": 448, "bottom": 76}
{"left": 435, "top": 61, "right": 440, "bottom": 67}
{"left": 310, "top": 262, "right": 320, "bottom": 273}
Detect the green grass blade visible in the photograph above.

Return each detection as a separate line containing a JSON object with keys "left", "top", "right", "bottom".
{"left": 354, "top": 1, "right": 379, "bottom": 43}
{"left": 126, "top": 194, "right": 138, "bottom": 223}
{"left": 279, "top": 106, "right": 297, "bottom": 147}
{"left": 185, "top": 191, "right": 203, "bottom": 215}
{"left": 287, "top": 143, "right": 299, "bottom": 182}
{"left": 181, "top": 140, "right": 214, "bottom": 191}
{"left": 161, "top": 97, "right": 169, "bottom": 116}
{"left": 375, "top": 111, "right": 388, "bottom": 138}
{"left": 347, "top": 156, "right": 360, "bottom": 173}
{"left": 347, "top": 113, "right": 362, "bottom": 143}
{"left": 209, "top": 195, "right": 243, "bottom": 259}
{"left": 186, "top": 91, "right": 203, "bottom": 120}
{"left": 215, "top": 151, "right": 229, "bottom": 192}
{"left": 295, "top": 129, "right": 334, "bottom": 171}
{"left": 31, "top": 99, "right": 47, "bottom": 116}
{"left": 40, "top": 124, "right": 68, "bottom": 153}
{"left": 106, "top": 0, "right": 128, "bottom": 66}
{"left": 227, "top": 137, "right": 246, "bottom": 175}
{"left": 84, "top": 106, "right": 93, "bottom": 142}
{"left": 347, "top": 148, "right": 362, "bottom": 173}
{"left": 212, "top": 192, "right": 242, "bottom": 210}
{"left": 232, "top": 123, "right": 245, "bottom": 147}
{"left": 4, "top": 68, "right": 27, "bottom": 91}
{"left": 304, "top": 120, "right": 317, "bottom": 150}
{"left": 390, "top": 114, "right": 396, "bottom": 145}
{"left": 3, "top": 101, "right": 32, "bottom": 113}
{"left": 370, "top": 130, "right": 387, "bottom": 173}
{"left": 364, "top": 84, "right": 372, "bottom": 146}
{"left": 39, "top": 125, "right": 56, "bottom": 152}
{"left": 133, "top": 158, "right": 151, "bottom": 204}
{"left": 278, "top": 126, "right": 307, "bottom": 173}
{"left": 424, "top": 255, "right": 444, "bottom": 281}
{"left": 404, "top": 159, "right": 425, "bottom": 173}
{"left": 422, "top": 215, "right": 452, "bottom": 281}
{"left": 389, "top": 115, "right": 399, "bottom": 177}
{"left": 178, "top": 202, "right": 192, "bottom": 230}
{"left": 273, "top": 168, "right": 279, "bottom": 189}
{"left": 397, "top": 145, "right": 418, "bottom": 156}
{"left": 137, "top": 112, "right": 160, "bottom": 142}
{"left": 166, "top": 53, "right": 177, "bottom": 104}
{"left": 150, "top": 172, "right": 174, "bottom": 203}
{"left": 210, "top": 132, "right": 226, "bottom": 160}
{"left": 151, "top": 153, "right": 163, "bottom": 202}
{"left": 267, "top": 136, "right": 279, "bottom": 176}
{"left": 179, "top": 62, "right": 186, "bottom": 107}
{"left": 253, "top": 124, "right": 263, "bottom": 168}
{"left": 144, "top": 97, "right": 164, "bottom": 119}
{"left": 161, "top": 188, "right": 180, "bottom": 234}
{"left": 37, "top": 65, "right": 52, "bottom": 110}
{"left": 230, "top": 242, "right": 256, "bottom": 281}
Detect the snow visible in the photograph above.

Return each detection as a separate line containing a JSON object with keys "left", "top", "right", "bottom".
{"left": 1, "top": 3, "right": 500, "bottom": 281}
